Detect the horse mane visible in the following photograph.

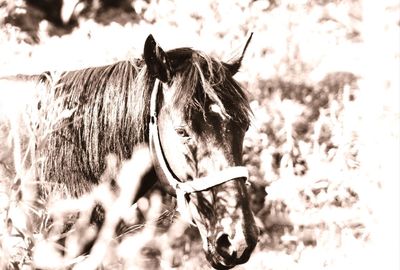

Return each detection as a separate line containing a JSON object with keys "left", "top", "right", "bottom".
{"left": 40, "top": 48, "right": 251, "bottom": 196}
{"left": 40, "top": 60, "right": 149, "bottom": 195}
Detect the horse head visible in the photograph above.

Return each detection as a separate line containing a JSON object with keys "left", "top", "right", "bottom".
{"left": 143, "top": 34, "right": 258, "bottom": 269}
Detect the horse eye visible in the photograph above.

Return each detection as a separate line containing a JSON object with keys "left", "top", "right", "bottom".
{"left": 175, "top": 127, "right": 190, "bottom": 138}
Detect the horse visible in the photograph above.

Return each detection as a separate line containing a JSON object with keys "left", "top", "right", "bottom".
{"left": 0, "top": 34, "right": 258, "bottom": 269}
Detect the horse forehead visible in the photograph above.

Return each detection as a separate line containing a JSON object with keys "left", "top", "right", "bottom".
{"left": 209, "top": 103, "right": 227, "bottom": 121}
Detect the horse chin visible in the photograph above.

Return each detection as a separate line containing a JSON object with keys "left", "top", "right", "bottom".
{"left": 211, "top": 262, "right": 234, "bottom": 270}
{"left": 206, "top": 251, "right": 236, "bottom": 270}
{"left": 209, "top": 258, "right": 236, "bottom": 270}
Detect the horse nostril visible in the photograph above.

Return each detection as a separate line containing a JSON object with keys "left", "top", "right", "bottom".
{"left": 216, "top": 233, "right": 236, "bottom": 258}
{"left": 216, "top": 233, "right": 230, "bottom": 249}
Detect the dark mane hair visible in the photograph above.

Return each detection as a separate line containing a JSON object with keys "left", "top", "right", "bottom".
{"left": 40, "top": 48, "right": 251, "bottom": 196}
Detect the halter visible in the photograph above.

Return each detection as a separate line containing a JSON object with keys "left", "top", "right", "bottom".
{"left": 148, "top": 79, "right": 249, "bottom": 224}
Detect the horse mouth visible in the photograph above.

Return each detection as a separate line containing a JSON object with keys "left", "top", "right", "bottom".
{"left": 210, "top": 256, "right": 253, "bottom": 270}
{"left": 210, "top": 258, "right": 236, "bottom": 270}
{"left": 207, "top": 251, "right": 249, "bottom": 270}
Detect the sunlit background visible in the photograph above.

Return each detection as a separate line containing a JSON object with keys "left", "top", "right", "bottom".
{"left": 0, "top": 0, "right": 399, "bottom": 269}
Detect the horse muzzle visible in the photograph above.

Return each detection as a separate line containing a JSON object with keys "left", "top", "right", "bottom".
{"left": 207, "top": 241, "right": 256, "bottom": 270}
{"left": 205, "top": 219, "right": 258, "bottom": 269}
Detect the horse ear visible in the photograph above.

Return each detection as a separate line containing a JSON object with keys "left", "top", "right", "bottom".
{"left": 143, "top": 34, "right": 172, "bottom": 83}
{"left": 225, "top": 32, "right": 253, "bottom": 75}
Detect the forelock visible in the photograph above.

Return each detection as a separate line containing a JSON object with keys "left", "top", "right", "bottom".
{"left": 166, "top": 48, "right": 251, "bottom": 127}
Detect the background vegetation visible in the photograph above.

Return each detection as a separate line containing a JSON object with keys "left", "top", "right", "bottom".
{"left": 0, "top": 0, "right": 399, "bottom": 269}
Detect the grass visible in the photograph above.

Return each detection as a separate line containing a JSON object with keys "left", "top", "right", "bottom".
{"left": 0, "top": 0, "right": 399, "bottom": 269}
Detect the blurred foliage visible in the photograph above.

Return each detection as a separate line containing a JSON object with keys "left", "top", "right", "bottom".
{"left": 0, "top": 0, "right": 399, "bottom": 269}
